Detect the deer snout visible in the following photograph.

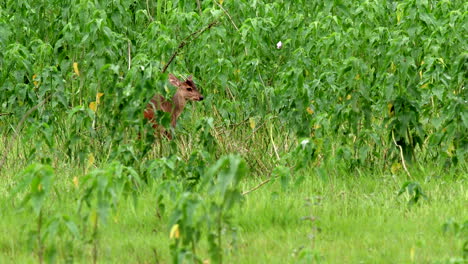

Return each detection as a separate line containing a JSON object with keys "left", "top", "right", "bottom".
{"left": 199, "top": 96, "right": 204, "bottom": 101}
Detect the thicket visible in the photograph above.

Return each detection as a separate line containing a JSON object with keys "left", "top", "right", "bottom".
{"left": 0, "top": 0, "right": 467, "bottom": 262}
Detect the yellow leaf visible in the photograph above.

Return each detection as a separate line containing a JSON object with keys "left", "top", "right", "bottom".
{"left": 421, "top": 60, "right": 425, "bottom": 65}
{"left": 90, "top": 210, "right": 98, "bottom": 225}
{"left": 391, "top": 162, "right": 401, "bottom": 174}
{"left": 219, "top": 0, "right": 224, "bottom": 4}
{"left": 410, "top": 246, "right": 415, "bottom": 262}
{"left": 73, "top": 62, "right": 80, "bottom": 76}
{"left": 313, "top": 124, "right": 321, "bottom": 129}
{"left": 338, "top": 97, "right": 342, "bottom": 102}
{"left": 447, "top": 143, "right": 455, "bottom": 157}
{"left": 73, "top": 176, "right": 79, "bottom": 188}
{"left": 387, "top": 103, "right": 394, "bottom": 117}
{"left": 390, "top": 62, "right": 396, "bottom": 73}
{"left": 32, "top": 74, "right": 39, "bottom": 87}
{"left": 170, "top": 224, "right": 180, "bottom": 239}
{"left": 354, "top": 73, "right": 360, "bottom": 80}
{"left": 249, "top": 118, "right": 256, "bottom": 129}
{"left": 38, "top": 183, "right": 43, "bottom": 191}
{"left": 89, "top": 101, "right": 97, "bottom": 112}
{"left": 88, "top": 153, "right": 95, "bottom": 167}
{"left": 419, "top": 70, "right": 422, "bottom": 79}
{"left": 203, "top": 260, "right": 210, "bottom": 264}
{"left": 346, "top": 94, "right": 352, "bottom": 100}
{"left": 96, "top": 92, "right": 104, "bottom": 104}
{"left": 306, "top": 107, "right": 314, "bottom": 115}
{"left": 420, "top": 83, "right": 428, "bottom": 89}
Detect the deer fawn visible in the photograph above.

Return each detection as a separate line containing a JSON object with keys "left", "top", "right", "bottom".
{"left": 143, "top": 74, "right": 204, "bottom": 139}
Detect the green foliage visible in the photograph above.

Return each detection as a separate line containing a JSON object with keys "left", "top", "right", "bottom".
{"left": 1, "top": 0, "right": 467, "bottom": 263}
{"left": 169, "top": 154, "right": 247, "bottom": 263}
{"left": 80, "top": 161, "right": 142, "bottom": 223}
{"left": 398, "top": 181, "right": 428, "bottom": 206}
{"left": 1, "top": 0, "right": 467, "bottom": 168}
{"left": 13, "top": 163, "right": 79, "bottom": 263}
{"left": 14, "top": 163, "right": 55, "bottom": 216}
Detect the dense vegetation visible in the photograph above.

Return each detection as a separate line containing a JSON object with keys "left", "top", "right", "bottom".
{"left": 0, "top": 0, "right": 466, "bottom": 263}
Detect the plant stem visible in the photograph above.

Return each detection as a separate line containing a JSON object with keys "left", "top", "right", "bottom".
{"left": 218, "top": 209, "right": 223, "bottom": 264}
{"left": 93, "top": 214, "right": 98, "bottom": 264}
{"left": 38, "top": 211, "right": 43, "bottom": 264}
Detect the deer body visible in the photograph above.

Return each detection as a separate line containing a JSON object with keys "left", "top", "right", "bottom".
{"left": 144, "top": 74, "right": 203, "bottom": 138}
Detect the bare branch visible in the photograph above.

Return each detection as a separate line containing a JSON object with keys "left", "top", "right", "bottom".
{"left": 242, "top": 178, "right": 271, "bottom": 196}
{"left": 0, "top": 95, "right": 51, "bottom": 174}
{"left": 162, "top": 21, "right": 219, "bottom": 73}
{"left": 392, "top": 131, "right": 412, "bottom": 179}
{"left": 213, "top": 0, "right": 239, "bottom": 31}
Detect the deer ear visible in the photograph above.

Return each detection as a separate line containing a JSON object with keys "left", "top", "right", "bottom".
{"left": 186, "top": 75, "right": 193, "bottom": 81}
{"left": 169, "top": 74, "right": 181, "bottom": 87}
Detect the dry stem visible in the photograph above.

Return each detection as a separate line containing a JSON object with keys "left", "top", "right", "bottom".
{"left": 391, "top": 130, "right": 412, "bottom": 179}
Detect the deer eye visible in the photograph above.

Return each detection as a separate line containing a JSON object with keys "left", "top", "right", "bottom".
{"left": 186, "top": 87, "right": 193, "bottom": 91}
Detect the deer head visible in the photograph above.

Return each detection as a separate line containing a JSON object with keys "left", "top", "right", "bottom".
{"left": 169, "top": 74, "right": 204, "bottom": 102}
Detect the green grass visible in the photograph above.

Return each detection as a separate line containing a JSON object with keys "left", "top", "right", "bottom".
{"left": 1, "top": 158, "right": 465, "bottom": 263}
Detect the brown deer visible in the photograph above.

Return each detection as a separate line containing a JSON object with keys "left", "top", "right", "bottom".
{"left": 143, "top": 74, "right": 204, "bottom": 139}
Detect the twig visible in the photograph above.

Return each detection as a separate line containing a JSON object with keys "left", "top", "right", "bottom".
{"left": 162, "top": 21, "right": 219, "bottom": 73}
{"left": 127, "top": 40, "right": 132, "bottom": 70}
{"left": 215, "top": 117, "right": 249, "bottom": 130}
{"left": 269, "top": 124, "right": 280, "bottom": 161}
{"left": 0, "top": 113, "right": 13, "bottom": 116}
{"left": 391, "top": 131, "right": 412, "bottom": 179}
{"left": 196, "top": 0, "right": 202, "bottom": 16}
{"left": 242, "top": 178, "right": 272, "bottom": 196}
{"left": 0, "top": 95, "right": 51, "bottom": 174}
{"left": 146, "top": 0, "right": 154, "bottom": 22}
{"left": 213, "top": 0, "right": 239, "bottom": 31}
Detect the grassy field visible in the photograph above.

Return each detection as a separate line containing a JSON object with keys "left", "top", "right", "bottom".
{"left": 1, "top": 150, "right": 465, "bottom": 263}
{"left": 1, "top": 0, "right": 467, "bottom": 263}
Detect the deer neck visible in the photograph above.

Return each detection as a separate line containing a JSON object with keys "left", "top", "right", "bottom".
{"left": 172, "top": 91, "right": 187, "bottom": 120}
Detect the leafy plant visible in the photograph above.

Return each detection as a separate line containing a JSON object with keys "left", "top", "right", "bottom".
{"left": 13, "top": 163, "right": 78, "bottom": 263}
{"left": 397, "top": 181, "right": 428, "bottom": 206}
{"left": 78, "top": 161, "right": 142, "bottom": 263}
{"left": 169, "top": 154, "right": 247, "bottom": 264}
